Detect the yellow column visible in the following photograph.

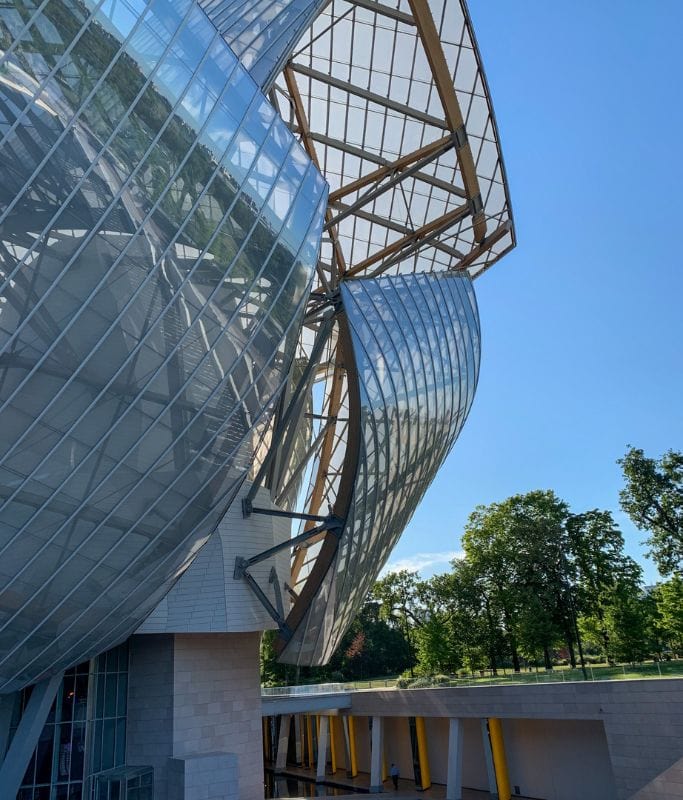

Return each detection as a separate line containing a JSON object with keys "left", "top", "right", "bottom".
{"left": 488, "top": 718, "right": 511, "bottom": 800}
{"left": 348, "top": 715, "right": 358, "bottom": 777}
{"left": 329, "top": 716, "right": 337, "bottom": 773}
{"left": 415, "top": 716, "right": 431, "bottom": 790}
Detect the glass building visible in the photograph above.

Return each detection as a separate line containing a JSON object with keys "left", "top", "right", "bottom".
{"left": 0, "top": 0, "right": 514, "bottom": 797}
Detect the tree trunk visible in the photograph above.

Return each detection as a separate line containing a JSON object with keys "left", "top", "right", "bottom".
{"left": 510, "top": 642, "right": 520, "bottom": 673}
{"left": 488, "top": 646, "right": 498, "bottom": 677}
{"left": 543, "top": 644, "right": 552, "bottom": 670}
{"left": 502, "top": 606, "right": 521, "bottom": 672}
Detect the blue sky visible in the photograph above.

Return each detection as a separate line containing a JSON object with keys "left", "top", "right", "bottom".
{"left": 386, "top": 1, "right": 683, "bottom": 584}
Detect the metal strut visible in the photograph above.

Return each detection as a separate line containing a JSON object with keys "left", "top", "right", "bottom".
{"left": 244, "top": 309, "right": 335, "bottom": 509}
{"left": 233, "top": 514, "right": 344, "bottom": 640}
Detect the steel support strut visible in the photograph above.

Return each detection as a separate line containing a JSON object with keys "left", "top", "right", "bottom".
{"left": 233, "top": 515, "right": 344, "bottom": 640}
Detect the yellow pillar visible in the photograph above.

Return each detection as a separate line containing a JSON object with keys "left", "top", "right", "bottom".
{"left": 415, "top": 716, "right": 431, "bottom": 790}
{"left": 329, "top": 716, "right": 337, "bottom": 773}
{"left": 348, "top": 715, "right": 358, "bottom": 777}
{"left": 488, "top": 718, "right": 511, "bottom": 800}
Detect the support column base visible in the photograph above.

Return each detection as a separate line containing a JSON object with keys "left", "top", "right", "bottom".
{"left": 369, "top": 785, "right": 384, "bottom": 793}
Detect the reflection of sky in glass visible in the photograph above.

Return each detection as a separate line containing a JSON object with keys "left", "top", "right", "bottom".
{"left": 0, "top": 0, "right": 326, "bottom": 691}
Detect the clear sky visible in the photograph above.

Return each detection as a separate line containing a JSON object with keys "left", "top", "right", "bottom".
{"left": 386, "top": 1, "right": 683, "bottom": 585}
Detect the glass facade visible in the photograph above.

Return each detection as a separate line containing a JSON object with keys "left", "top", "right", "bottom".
{"left": 280, "top": 272, "right": 480, "bottom": 664}
{"left": 197, "top": 0, "right": 325, "bottom": 91}
{"left": 8, "top": 642, "right": 129, "bottom": 800}
{"left": 0, "top": 0, "right": 326, "bottom": 693}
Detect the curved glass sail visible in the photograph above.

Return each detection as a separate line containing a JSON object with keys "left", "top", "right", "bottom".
{"left": 279, "top": 271, "right": 480, "bottom": 665}
{"left": 0, "top": 0, "right": 326, "bottom": 692}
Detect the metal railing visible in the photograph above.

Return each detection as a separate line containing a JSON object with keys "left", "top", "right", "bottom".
{"left": 261, "top": 660, "right": 683, "bottom": 695}
{"left": 261, "top": 682, "right": 348, "bottom": 697}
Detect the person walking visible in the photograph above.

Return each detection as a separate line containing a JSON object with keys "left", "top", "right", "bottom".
{"left": 390, "top": 762, "right": 399, "bottom": 790}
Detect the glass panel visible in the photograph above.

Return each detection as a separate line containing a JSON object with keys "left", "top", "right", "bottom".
{"left": 0, "top": 0, "right": 323, "bottom": 693}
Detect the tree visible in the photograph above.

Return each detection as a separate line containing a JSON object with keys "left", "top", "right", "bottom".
{"left": 371, "top": 570, "right": 422, "bottom": 675}
{"left": 567, "top": 510, "right": 643, "bottom": 663}
{"left": 651, "top": 576, "right": 683, "bottom": 653}
{"left": 603, "top": 587, "right": 650, "bottom": 663}
{"left": 328, "top": 598, "right": 413, "bottom": 680}
{"left": 463, "top": 490, "right": 570, "bottom": 671}
{"left": 619, "top": 447, "right": 683, "bottom": 576}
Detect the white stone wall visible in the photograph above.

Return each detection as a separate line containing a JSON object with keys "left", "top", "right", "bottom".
{"left": 127, "top": 632, "right": 265, "bottom": 800}
{"left": 172, "top": 633, "right": 264, "bottom": 800}
{"left": 167, "top": 753, "right": 239, "bottom": 800}
{"left": 138, "top": 483, "right": 290, "bottom": 634}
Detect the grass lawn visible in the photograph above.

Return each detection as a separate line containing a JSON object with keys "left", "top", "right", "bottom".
{"left": 346, "top": 659, "right": 683, "bottom": 690}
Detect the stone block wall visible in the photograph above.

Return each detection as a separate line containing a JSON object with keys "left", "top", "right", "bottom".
{"left": 127, "top": 631, "right": 264, "bottom": 800}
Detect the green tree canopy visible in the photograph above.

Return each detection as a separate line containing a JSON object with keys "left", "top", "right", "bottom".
{"left": 619, "top": 446, "right": 683, "bottom": 576}
{"left": 462, "top": 490, "right": 570, "bottom": 671}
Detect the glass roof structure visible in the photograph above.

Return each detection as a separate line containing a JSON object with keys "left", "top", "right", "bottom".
{"left": 278, "top": 272, "right": 480, "bottom": 665}
{"left": 272, "top": 0, "right": 515, "bottom": 284}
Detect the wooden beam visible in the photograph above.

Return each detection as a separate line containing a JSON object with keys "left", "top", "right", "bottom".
{"left": 448, "top": 220, "right": 512, "bottom": 272}
{"left": 406, "top": 0, "right": 486, "bottom": 242}
{"left": 345, "top": 202, "right": 470, "bottom": 277}
{"left": 291, "top": 359, "right": 347, "bottom": 584}
{"left": 347, "top": 0, "right": 415, "bottom": 26}
{"left": 329, "top": 203, "right": 466, "bottom": 262}
{"left": 284, "top": 65, "right": 348, "bottom": 278}
{"left": 311, "top": 131, "right": 467, "bottom": 197}
{"left": 328, "top": 135, "right": 452, "bottom": 203}
{"left": 288, "top": 63, "right": 449, "bottom": 130}
{"left": 308, "top": 132, "right": 467, "bottom": 198}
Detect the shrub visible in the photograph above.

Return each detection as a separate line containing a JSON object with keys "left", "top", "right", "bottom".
{"left": 408, "top": 677, "right": 433, "bottom": 689}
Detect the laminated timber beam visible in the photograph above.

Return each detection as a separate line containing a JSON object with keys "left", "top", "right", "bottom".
{"left": 329, "top": 203, "right": 466, "bottom": 262}
{"left": 327, "top": 135, "right": 454, "bottom": 204}
{"left": 406, "top": 0, "right": 487, "bottom": 242}
{"left": 347, "top": 0, "right": 416, "bottom": 25}
{"left": 448, "top": 220, "right": 512, "bottom": 273}
{"left": 345, "top": 202, "right": 470, "bottom": 278}
{"left": 288, "top": 63, "right": 449, "bottom": 130}
{"left": 308, "top": 132, "right": 467, "bottom": 199}
{"left": 283, "top": 65, "right": 348, "bottom": 279}
{"left": 325, "top": 136, "right": 455, "bottom": 230}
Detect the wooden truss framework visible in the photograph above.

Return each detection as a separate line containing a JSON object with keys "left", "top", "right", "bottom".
{"left": 275, "top": 0, "right": 514, "bottom": 290}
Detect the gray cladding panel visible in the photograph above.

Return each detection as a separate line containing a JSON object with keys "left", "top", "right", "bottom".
{"left": 0, "top": 0, "right": 326, "bottom": 692}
